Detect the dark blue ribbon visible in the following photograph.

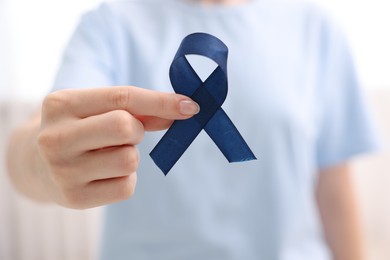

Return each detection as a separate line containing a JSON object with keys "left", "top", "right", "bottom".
{"left": 150, "top": 32, "right": 256, "bottom": 175}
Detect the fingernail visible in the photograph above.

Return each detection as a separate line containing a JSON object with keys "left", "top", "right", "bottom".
{"left": 179, "top": 100, "right": 200, "bottom": 115}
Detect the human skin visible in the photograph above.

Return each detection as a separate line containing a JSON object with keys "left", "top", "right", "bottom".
{"left": 6, "top": 91, "right": 366, "bottom": 259}
{"left": 6, "top": 0, "right": 367, "bottom": 258}
{"left": 7, "top": 86, "right": 199, "bottom": 209}
{"left": 198, "top": 1, "right": 367, "bottom": 259}
{"left": 317, "top": 164, "right": 367, "bottom": 260}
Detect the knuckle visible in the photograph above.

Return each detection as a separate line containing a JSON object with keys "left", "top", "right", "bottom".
{"left": 37, "top": 128, "right": 66, "bottom": 153}
{"left": 60, "top": 189, "right": 86, "bottom": 209}
{"left": 110, "top": 110, "right": 132, "bottom": 138}
{"left": 49, "top": 167, "right": 75, "bottom": 190}
{"left": 37, "top": 130, "right": 53, "bottom": 150}
{"left": 111, "top": 87, "right": 132, "bottom": 110}
{"left": 50, "top": 170, "right": 68, "bottom": 187}
{"left": 36, "top": 131, "right": 51, "bottom": 152}
{"left": 119, "top": 147, "right": 139, "bottom": 172}
{"left": 109, "top": 111, "right": 144, "bottom": 144}
{"left": 116, "top": 176, "right": 136, "bottom": 201}
{"left": 42, "top": 91, "right": 70, "bottom": 114}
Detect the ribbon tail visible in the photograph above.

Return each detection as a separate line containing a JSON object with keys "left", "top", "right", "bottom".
{"left": 150, "top": 118, "right": 203, "bottom": 175}
{"left": 205, "top": 109, "right": 257, "bottom": 162}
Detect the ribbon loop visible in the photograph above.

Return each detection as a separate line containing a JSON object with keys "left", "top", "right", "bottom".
{"left": 150, "top": 32, "right": 256, "bottom": 175}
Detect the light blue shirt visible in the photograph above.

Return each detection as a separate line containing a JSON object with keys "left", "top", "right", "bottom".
{"left": 53, "top": 0, "right": 379, "bottom": 259}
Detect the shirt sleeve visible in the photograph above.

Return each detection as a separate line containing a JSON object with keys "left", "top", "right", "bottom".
{"left": 52, "top": 4, "right": 115, "bottom": 91}
{"left": 315, "top": 14, "right": 381, "bottom": 168}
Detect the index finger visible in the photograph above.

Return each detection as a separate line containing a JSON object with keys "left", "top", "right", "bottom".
{"left": 56, "top": 86, "right": 199, "bottom": 119}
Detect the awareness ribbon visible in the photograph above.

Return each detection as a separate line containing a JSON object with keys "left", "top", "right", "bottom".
{"left": 150, "top": 32, "right": 256, "bottom": 175}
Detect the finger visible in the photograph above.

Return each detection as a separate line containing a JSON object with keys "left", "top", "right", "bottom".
{"left": 73, "top": 145, "right": 139, "bottom": 183}
{"left": 86, "top": 174, "right": 137, "bottom": 207}
{"left": 136, "top": 116, "right": 174, "bottom": 131}
{"left": 60, "top": 110, "right": 144, "bottom": 153}
{"left": 62, "top": 174, "right": 137, "bottom": 209}
{"left": 53, "top": 86, "right": 199, "bottom": 119}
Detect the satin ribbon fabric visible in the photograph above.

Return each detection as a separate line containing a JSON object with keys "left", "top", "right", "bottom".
{"left": 150, "top": 32, "right": 256, "bottom": 175}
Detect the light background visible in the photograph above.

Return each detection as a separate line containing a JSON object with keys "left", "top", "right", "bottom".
{"left": 0, "top": 1, "right": 389, "bottom": 260}
{"left": 0, "top": 0, "right": 389, "bottom": 101}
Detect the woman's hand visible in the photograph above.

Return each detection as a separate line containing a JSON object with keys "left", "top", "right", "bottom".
{"left": 7, "top": 86, "right": 199, "bottom": 209}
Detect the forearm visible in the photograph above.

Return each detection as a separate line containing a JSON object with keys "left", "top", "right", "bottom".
{"left": 316, "top": 164, "right": 366, "bottom": 260}
{"left": 6, "top": 108, "right": 52, "bottom": 203}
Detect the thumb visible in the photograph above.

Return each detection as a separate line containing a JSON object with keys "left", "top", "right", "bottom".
{"left": 127, "top": 87, "right": 200, "bottom": 120}
{"left": 55, "top": 86, "right": 200, "bottom": 120}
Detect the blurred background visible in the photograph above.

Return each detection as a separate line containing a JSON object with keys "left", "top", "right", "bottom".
{"left": 0, "top": 0, "right": 389, "bottom": 259}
